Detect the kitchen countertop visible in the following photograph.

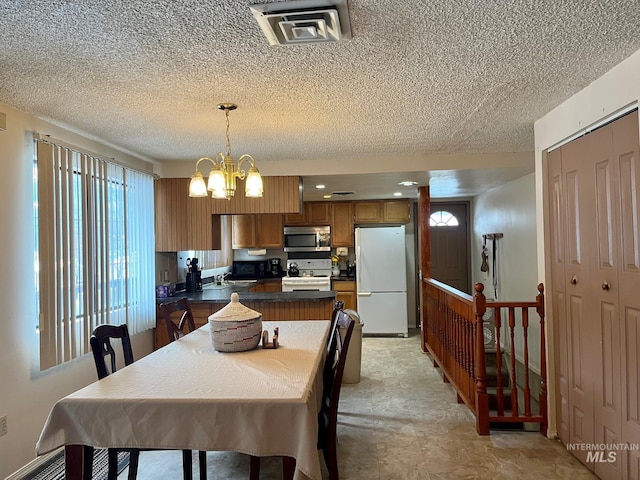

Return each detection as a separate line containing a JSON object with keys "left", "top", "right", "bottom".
{"left": 158, "top": 283, "right": 336, "bottom": 304}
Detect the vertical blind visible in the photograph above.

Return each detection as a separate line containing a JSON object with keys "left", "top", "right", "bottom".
{"left": 35, "top": 137, "right": 155, "bottom": 370}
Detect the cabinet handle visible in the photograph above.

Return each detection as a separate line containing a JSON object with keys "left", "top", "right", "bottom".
{"left": 602, "top": 281, "right": 611, "bottom": 291}
{"left": 570, "top": 275, "right": 577, "bottom": 285}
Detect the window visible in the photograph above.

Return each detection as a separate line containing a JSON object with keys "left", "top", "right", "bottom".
{"left": 429, "top": 210, "right": 459, "bottom": 227}
{"left": 35, "top": 137, "right": 155, "bottom": 370}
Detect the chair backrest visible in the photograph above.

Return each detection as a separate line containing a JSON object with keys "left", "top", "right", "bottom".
{"left": 320, "top": 309, "right": 355, "bottom": 443}
{"left": 90, "top": 324, "right": 134, "bottom": 380}
{"left": 157, "top": 297, "right": 197, "bottom": 343}
{"left": 326, "top": 300, "right": 345, "bottom": 354}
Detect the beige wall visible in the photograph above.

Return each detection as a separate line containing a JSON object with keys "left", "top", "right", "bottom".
{"left": 471, "top": 173, "right": 539, "bottom": 368}
{"left": 534, "top": 48, "right": 640, "bottom": 438}
{"left": 0, "top": 103, "right": 156, "bottom": 478}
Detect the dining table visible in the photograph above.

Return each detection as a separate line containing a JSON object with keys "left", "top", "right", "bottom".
{"left": 36, "top": 320, "right": 331, "bottom": 480}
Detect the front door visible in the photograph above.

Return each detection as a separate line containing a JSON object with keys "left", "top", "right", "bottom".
{"left": 429, "top": 202, "right": 470, "bottom": 294}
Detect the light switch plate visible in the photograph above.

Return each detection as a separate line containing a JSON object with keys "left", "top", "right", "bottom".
{"left": 0, "top": 112, "right": 6, "bottom": 131}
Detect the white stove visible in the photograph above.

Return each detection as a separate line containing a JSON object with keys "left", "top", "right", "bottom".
{"left": 282, "top": 258, "right": 332, "bottom": 292}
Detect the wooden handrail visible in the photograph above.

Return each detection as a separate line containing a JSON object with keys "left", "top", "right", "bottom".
{"left": 422, "top": 278, "right": 547, "bottom": 435}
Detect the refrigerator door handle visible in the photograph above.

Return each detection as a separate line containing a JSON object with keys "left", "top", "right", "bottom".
{"left": 357, "top": 292, "right": 372, "bottom": 296}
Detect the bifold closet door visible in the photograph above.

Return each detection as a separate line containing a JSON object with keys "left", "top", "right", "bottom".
{"left": 610, "top": 111, "right": 640, "bottom": 480}
{"left": 549, "top": 111, "right": 640, "bottom": 479}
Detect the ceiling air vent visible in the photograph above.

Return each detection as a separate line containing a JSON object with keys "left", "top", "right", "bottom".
{"left": 250, "top": 0, "right": 352, "bottom": 46}
{"left": 332, "top": 191, "right": 355, "bottom": 196}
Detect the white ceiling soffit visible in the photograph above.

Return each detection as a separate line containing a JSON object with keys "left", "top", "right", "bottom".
{"left": 251, "top": 0, "right": 352, "bottom": 46}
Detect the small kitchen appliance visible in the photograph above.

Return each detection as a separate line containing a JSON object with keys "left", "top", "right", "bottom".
{"left": 268, "top": 258, "right": 284, "bottom": 277}
{"left": 185, "top": 257, "right": 203, "bottom": 293}
{"left": 283, "top": 226, "right": 331, "bottom": 252}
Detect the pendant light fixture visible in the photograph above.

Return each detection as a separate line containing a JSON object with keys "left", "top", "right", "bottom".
{"left": 189, "top": 103, "right": 263, "bottom": 199}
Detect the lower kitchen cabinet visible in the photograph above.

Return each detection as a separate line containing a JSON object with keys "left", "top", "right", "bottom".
{"left": 332, "top": 280, "right": 356, "bottom": 311}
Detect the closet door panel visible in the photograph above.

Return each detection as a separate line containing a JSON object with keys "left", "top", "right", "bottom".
{"left": 589, "top": 126, "right": 624, "bottom": 480}
{"left": 548, "top": 148, "right": 571, "bottom": 444}
{"left": 562, "top": 134, "right": 597, "bottom": 456}
{"left": 613, "top": 111, "right": 640, "bottom": 479}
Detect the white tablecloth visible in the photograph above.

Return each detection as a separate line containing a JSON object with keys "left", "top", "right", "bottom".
{"left": 36, "top": 320, "right": 330, "bottom": 480}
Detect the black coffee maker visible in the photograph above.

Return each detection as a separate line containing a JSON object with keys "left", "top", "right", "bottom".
{"left": 268, "top": 258, "right": 283, "bottom": 277}
{"left": 186, "top": 257, "right": 203, "bottom": 292}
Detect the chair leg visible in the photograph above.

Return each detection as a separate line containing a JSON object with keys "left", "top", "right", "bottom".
{"left": 127, "top": 450, "right": 140, "bottom": 480}
{"left": 82, "top": 446, "right": 94, "bottom": 480}
{"left": 323, "top": 442, "right": 339, "bottom": 480}
{"left": 198, "top": 450, "right": 207, "bottom": 480}
{"left": 249, "top": 455, "right": 260, "bottom": 480}
{"left": 107, "top": 449, "right": 118, "bottom": 480}
{"left": 182, "top": 450, "right": 193, "bottom": 480}
{"left": 282, "top": 456, "right": 296, "bottom": 480}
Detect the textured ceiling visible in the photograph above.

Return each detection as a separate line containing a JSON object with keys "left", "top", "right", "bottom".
{"left": 1, "top": 1, "right": 640, "bottom": 199}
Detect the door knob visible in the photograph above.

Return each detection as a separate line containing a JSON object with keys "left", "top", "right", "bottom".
{"left": 570, "top": 275, "right": 577, "bottom": 285}
{"left": 602, "top": 281, "right": 611, "bottom": 291}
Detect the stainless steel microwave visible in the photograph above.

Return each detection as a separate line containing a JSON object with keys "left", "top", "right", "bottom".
{"left": 283, "top": 226, "right": 331, "bottom": 252}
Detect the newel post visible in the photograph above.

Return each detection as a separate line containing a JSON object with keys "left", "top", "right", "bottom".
{"left": 473, "top": 282, "right": 490, "bottom": 435}
{"left": 536, "top": 283, "right": 548, "bottom": 436}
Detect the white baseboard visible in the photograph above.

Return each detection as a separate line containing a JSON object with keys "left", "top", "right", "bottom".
{"left": 5, "top": 448, "right": 63, "bottom": 480}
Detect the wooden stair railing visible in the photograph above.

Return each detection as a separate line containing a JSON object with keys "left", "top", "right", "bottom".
{"left": 422, "top": 278, "right": 547, "bottom": 436}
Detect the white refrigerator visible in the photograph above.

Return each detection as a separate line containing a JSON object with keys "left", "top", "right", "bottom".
{"left": 355, "top": 226, "right": 408, "bottom": 337}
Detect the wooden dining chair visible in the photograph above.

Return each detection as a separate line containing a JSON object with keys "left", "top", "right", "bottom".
{"left": 90, "top": 324, "right": 206, "bottom": 480}
{"left": 157, "top": 297, "right": 197, "bottom": 342}
{"left": 318, "top": 309, "right": 356, "bottom": 480}
{"left": 249, "top": 308, "right": 356, "bottom": 480}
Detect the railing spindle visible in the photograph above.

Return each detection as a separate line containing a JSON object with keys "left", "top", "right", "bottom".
{"left": 508, "top": 307, "right": 518, "bottom": 416}
{"left": 495, "top": 307, "right": 504, "bottom": 416}
{"left": 523, "top": 308, "right": 531, "bottom": 416}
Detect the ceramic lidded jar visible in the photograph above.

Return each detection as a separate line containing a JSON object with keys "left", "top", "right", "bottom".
{"left": 208, "top": 293, "right": 263, "bottom": 352}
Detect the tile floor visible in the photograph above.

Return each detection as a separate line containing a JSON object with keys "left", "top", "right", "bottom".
{"left": 128, "top": 330, "right": 596, "bottom": 479}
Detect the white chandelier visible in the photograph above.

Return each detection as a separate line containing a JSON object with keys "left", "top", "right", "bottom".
{"left": 189, "top": 103, "right": 263, "bottom": 199}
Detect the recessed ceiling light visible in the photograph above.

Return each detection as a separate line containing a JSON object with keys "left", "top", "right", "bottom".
{"left": 393, "top": 192, "right": 402, "bottom": 197}
{"left": 315, "top": 184, "right": 326, "bottom": 189}
{"left": 398, "top": 181, "right": 418, "bottom": 186}
{"left": 323, "top": 194, "right": 332, "bottom": 199}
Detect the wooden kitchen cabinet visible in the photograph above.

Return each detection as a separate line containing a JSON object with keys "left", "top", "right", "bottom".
{"left": 383, "top": 200, "right": 411, "bottom": 223}
{"left": 331, "top": 202, "right": 354, "bottom": 247}
{"left": 255, "top": 214, "right": 284, "bottom": 248}
{"left": 284, "top": 202, "right": 331, "bottom": 225}
{"left": 354, "top": 201, "right": 382, "bottom": 223}
{"left": 253, "top": 279, "right": 282, "bottom": 292}
{"left": 232, "top": 215, "right": 255, "bottom": 248}
{"left": 155, "top": 178, "right": 221, "bottom": 251}
{"left": 332, "top": 280, "right": 356, "bottom": 311}
{"left": 354, "top": 200, "right": 411, "bottom": 224}
{"left": 232, "top": 214, "right": 283, "bottom": 249}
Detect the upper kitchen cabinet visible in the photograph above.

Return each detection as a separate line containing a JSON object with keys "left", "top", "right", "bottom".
{"left": 331, "top": 202, "right": 354, "bottom": 247}
{"left": 155, "top": 178, "right": 222, "bottom": 251}
{"left": 382, "top": 200, "right": 411, "bottom": 223}
{"left": 209, "top": 176, "right": 302, "bottom": 215}
{"left": 232, "top": 214, "right": 283, "bottom": 249}
{"left": 284, "top": 202, "right": 331, "bottom": 225}
{"left": 354, "top": 201, "right": 381, "bottom": 223}
{"left": 354, "top": 200, "right": 411, "bottom": 224}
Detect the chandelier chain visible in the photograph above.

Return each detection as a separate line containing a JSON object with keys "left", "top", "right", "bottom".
{"left": 225, "top": 109, "right": 232, "bottom": 156}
